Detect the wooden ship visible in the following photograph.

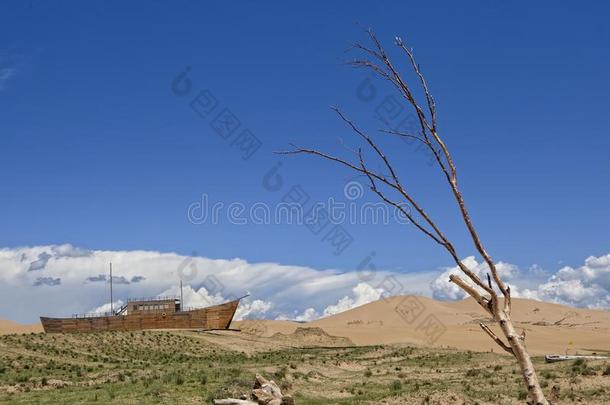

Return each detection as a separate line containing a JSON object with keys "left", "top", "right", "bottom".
{"left": 40, "top": 263, "right": 245, "bottom": 333}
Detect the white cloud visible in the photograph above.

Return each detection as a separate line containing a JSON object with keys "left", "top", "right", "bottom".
{"left": 322, "top": 282, "right": 384, "bottom": 317}
{"left": 292, "top": 308, "right": 319, "bottom": 322}
{"left": 0, "top": 244, "right": 435, "bottom": 323}
{"left": 278, "top": 282, "right": 384, "bottom": 321}
{"left": 429, "top": 253, "right": 610, "bottom": 310}
{"left": 89, "top": 300, "right": 125, "bottom": 316}
{"left": 158, "top": 284, "right": 226, "bottom": 309}
{"left": 154, "top": 284, "right": 274, "bottom": 320}
{"left": 2, "top": 245, "right": 609, "bottom": 323}
{"left": 519, "top": 254, "right": 610, "bottom": 309}
{"left": 51, "top": 244, "right": 92, "bottom": 258}
{"left": 234, "top": 299, "right": 273, "bottom": 321}
{"left": 430, "top": 256, "right": 519, "bottom": 300}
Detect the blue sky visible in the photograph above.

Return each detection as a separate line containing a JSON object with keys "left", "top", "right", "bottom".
{"left": 1, "top": 0, "right": 609, "bottom": 279}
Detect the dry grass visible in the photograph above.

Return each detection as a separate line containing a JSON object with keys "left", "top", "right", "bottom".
{"left": 0, "top": 329, "right": 608, "bottom": 404}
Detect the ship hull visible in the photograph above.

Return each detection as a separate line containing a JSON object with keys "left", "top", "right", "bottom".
{"left": 40, "top": 298, "right": 241, "bottom": 333}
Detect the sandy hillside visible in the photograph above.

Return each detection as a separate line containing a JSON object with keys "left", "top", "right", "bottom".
{"left": 235, "top": 296, "right": 610, "bottom": 355}
{"left": 0, "top": 319, "right": 43, "bottom": 335}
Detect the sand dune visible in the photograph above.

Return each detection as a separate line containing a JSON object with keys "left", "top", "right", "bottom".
{"left": 236, "top": 296, "right": 610, "bottom": 355}
{"left": 0, "top": 319, "right": 43, "bottom": 335}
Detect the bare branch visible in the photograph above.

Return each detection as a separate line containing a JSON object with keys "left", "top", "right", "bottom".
{"left": 505, "top": 285, "right": 512, "bottom": 314}
{"left": 282, "top": 147, "right": 493, "bottom": 295}
{"left": 449, "top": 274, "right": 491, "bottom": 313}
{"left": 480, "top": 322, "right": 514, "bottom": 355}
{"left": 279, "top": 144, "right": 488, "bottom": 280}
{"left": 351, "top": 30, "right": 460, "bottom": 211}
{"left": 389, "top": 30, "right": 512, "bottom": 306}
{"left": 346, "top": 59, "right": 393, "bottom": 83}
{"left": 358, "top": 149, "right": 445, "bottom": 246}
{"left": 365, "top": 29, "right": 435, "bottom": 134}
{"left": 395, "top": 36, "right": 437, "bottom": 129}
{"left": 332, "top": 108, "right": 461, "bottom": 253}
{"left": 378, "top": 128, "right": 428, "bottom": 146}
{"left": 277, "top": 145, "right": 397, "bottom": 189}
{"left": 332, "top": 107, "right": 403, "bottom": 188}
{"left": 350, "top": 42, "right": 385, "bottom": 62}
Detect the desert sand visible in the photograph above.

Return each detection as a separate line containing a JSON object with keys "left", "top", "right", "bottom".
{"left": 2, "top": 296, "right": 609, "bottom": 355}
{"left": 0, "top": 319, "right": 43, "bottom": 335}
{"left": 236, "top": 296, "right": 610, "bottom": 355}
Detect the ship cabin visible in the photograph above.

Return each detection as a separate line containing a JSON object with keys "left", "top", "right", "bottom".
{"left": 125, "top": 297, "right": 181, "bottom": 315}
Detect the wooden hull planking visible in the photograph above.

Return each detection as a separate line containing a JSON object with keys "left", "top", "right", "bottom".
{"left": 40, "top": 298, "right": 241, "bottom": 333}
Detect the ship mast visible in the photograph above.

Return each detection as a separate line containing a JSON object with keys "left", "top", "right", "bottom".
{"left": 180, "top": 279, "right": 183, "bottom": 311}
{"left": 110, "top": 262, "right": 114, "bottom": 315}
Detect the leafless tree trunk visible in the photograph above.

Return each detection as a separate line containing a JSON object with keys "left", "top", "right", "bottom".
{"left": 281, "top": 29, "right": 548, "bottom": 404}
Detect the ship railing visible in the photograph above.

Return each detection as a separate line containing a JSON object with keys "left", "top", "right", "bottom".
{"left": 126, "top": 295, "right": 180, "bottom": 303}
{"left": 71, "top": 311, "right": 116, "bottom": 319}
{"left": 178, "top": 303, "right": 229, "bottom": 312}
{"left": 177, "top": 306, "right": 204, "bottom": 312}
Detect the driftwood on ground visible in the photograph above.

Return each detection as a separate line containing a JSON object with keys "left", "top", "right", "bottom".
{"left": 213, "top": 374, "right": 295, "bottom": 405}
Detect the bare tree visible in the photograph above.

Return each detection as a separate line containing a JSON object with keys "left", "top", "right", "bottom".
{"left": 281, "top": 29, "right": 548, "bottom": 404}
